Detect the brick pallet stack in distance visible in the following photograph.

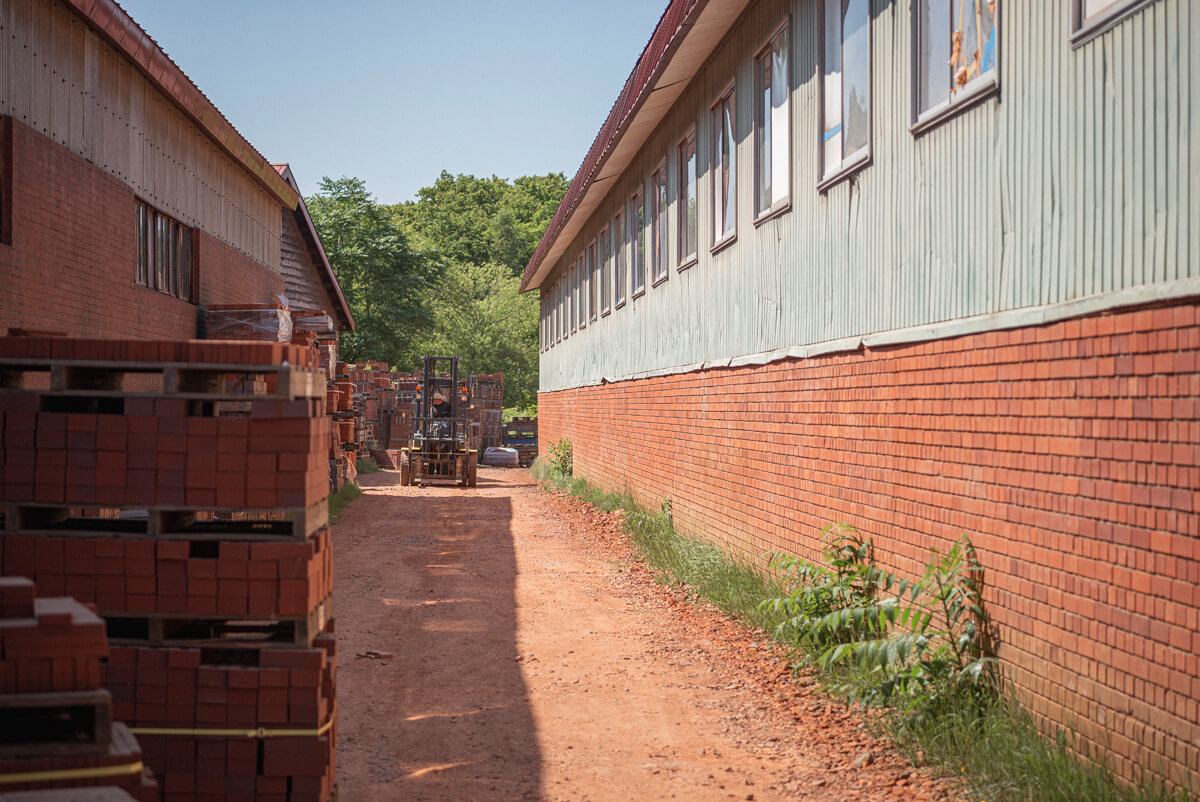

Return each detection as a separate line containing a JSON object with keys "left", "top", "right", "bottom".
{"left": 467, "top": 373, "right": 503, "bottom": 450}
{"left": 0, "top": 577, "right": 158, "bottom": 800}
{"left": 0, "top": 336, "right": 337, "bottom": 802}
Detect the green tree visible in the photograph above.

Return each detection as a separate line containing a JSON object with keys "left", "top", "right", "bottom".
{"left": 390, "top": 171, "right": 568, "bottom": 276}
{"left": 419, "top": 261, "right": 539, "bottom": 409}
{"left": 307, "top": 176, "right": 437, "bottom": 367}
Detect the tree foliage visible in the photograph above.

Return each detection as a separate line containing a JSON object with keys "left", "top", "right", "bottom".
{"left": 306, "top": 177, "right": 438, "bottom": 368}
{"left": 391, "top": 171, "right": 568, "bottom": 277}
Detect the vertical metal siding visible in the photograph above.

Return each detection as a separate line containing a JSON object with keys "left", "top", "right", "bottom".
{"left": 540, "top": 0, "right": 1197, "bottom": 391}
{"left": 0, "top": 0, "right": 281, "bottom": 273}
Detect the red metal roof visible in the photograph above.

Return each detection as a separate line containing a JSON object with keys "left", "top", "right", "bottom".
{"left": 520, "top": 0, "right": 700, "bottom": 292}
{"left": 63, "top": 0, "right": 299, "bottom": 209}
{"left": 271, "top": 164, "right": 356, "bottom": 333}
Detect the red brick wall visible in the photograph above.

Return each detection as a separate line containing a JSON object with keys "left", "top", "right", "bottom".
{"left": 0, "top": 117, "right": 283, "bottom": 338}
{"left": 539, "top": 299, "right": 1200, "bottom": 785}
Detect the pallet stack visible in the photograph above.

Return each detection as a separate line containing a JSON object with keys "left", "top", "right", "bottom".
{"left": 0, "top": 577, "right": 159, "bottom": 800}
{"left": 467, "top": 373, "right": 504, "bottom": 450}
{"left": 502, "top": 417, "right": 538, "bottom": 467}
{"left": 0, "top": 336, "right": 337, "bottom": 802}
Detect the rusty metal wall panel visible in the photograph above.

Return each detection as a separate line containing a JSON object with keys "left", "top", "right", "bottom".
{"left": 539, "top": 0, "right": 1198, "bottom": 392}
{"left": 0, "top": 0, "right": 281, "bottom": 272}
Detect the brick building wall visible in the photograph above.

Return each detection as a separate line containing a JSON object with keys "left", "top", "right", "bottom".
{"left": 0, "top": 118, "right": 284, "bottom": 339}
{"left": 538, "top": 298, "right": 1200, "bottom": 785}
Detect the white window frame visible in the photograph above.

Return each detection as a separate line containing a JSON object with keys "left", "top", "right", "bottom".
{"left": 910, "top": 0, "right": 999, "bottom": 134}
{"left": 650, "top": 159, "right": 669, "bottom": 286}
{"left": 1071, "top": 0, "right": 1155, "bottom": 46}
{"left": 630, "top": 186, "right": 647, "bottom": 297}
{"left": 818, "top": 0, "right": 872, "bottom": 190}
{"left": 753, "top": 19, "right": 791, "bottom": 223}
{"left": 554, "top": 280, "right": 561, "bottom": 344}
{"left": 613, "top": 209, "right": 627, "bottom": 308}
{"left": 677, "top": 127, "right": 698, "bottom": 269}
{"left": 710, "top": 80, "right": 737, "bottom": 252}
{"left": 599, "top": 224, "right": 612, "bottom": 316}
{"left": 586, "top": 240, "right": 597, "bottom": 324}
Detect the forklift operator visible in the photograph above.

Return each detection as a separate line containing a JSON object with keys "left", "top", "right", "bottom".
{"left": 430, "top": 391, "right": 452, "bottom": 418}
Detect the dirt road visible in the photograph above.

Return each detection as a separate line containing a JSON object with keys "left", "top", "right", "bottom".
{"left": 333, "top": 468, "right": 957, "bottom": 801}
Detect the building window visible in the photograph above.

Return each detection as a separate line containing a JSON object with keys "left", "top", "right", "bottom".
{"left": 570, "top": 258, "right": 579, "bottom": 334}
{"left": 613, "top": 210, "right": 626, "bottom": 307}
{"left": 677, "top": 130, "right": 697, "bottom": 268}
{"left": 136, "top": 199, "right": 194, "bottom": 302}
{"left": 913, "top": 0, "right": 998, "bottom": 126}
{"left": 585, "top": 243, "right": 596, "bottom": 325}
{"left": 555, "top": 280, "right": 562, "bottom": 343}
{"left": 710, "top": 84, "right": 736, "bottom": 248}
{"left": 650, "top": 160, "right": 669, "bottom": 284}
{"left": 821, "top": 0, "right": 871, "bottom": 184}
{"left": 1072, "top": 0, "right": 1153, "bottom": 43}
{"left": 754, "top": 21, "right": 790, "bottom": 219}
{"left": 631, "top": 187, "right": 646, "bottom": 296}
{"left": 599, "top": 224, "right": 612, "bottom": 315}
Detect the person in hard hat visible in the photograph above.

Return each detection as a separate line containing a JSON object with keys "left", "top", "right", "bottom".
{"left": 430, "top": 390, "right": 452, "bottom": 418}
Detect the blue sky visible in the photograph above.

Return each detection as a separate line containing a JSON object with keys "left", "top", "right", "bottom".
{"left": 116, "top": 1, "right": 666, "bottom": 205}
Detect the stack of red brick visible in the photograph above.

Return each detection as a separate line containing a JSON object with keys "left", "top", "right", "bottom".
{"left": 467, "top": 373, "right": 504, "bottom": 450}
{"left": 0, "top": 336, "right": 337, "bottom": 801}
{"left": 0, "top": 577, "right": 158, "bottom": 800}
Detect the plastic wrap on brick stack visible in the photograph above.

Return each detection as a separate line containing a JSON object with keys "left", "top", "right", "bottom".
{"left": 467, "top": 373, "right": 504, "bottom": 450}
{"left": 206, "top": 304, "right": 294, "bottom": 344}
{"left": 0, "top": 577, "right": 159, "bottom": 800}
{"left": 329, "top": 363, "right": 357, "bottom": 489}
{"left": 0, "top": 336, "right": 337, "bottom": 802}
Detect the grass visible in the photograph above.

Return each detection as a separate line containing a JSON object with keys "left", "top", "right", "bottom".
{"left": 328, "top": 482, "right": 363, "bottom": 524}
{"left": 355, "top": 456, "right": 381, "bottom": 475}
{"left": 529, "top": 458, "right": 1192, "bottom": 802}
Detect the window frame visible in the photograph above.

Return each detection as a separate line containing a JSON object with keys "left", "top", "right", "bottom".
{"left": 630, "top": 186, "right": 647, "bottom": 298}
{"left": 676, "top": 127, "right": 698, "bottom": 270}
{"left": 586, "top": 239, "right": 598, "bottom": 324}
{"left": 613, "top": 209, "right": 627, "bottom": 309}
{"left": 599, "top": 223, "right": 612, "bottom": 316}
{"left": 1071, "top": 0, "right": 1155, "bottom": 46}
{"left": 709, "top": 80, "right": 737, "bottom": 254}
{"left": 555, "top": 279, "right": 562, "bottom": 344}
{"left": 136, "top": 198, "right": 195, "bottom": 303}
{"left": 650, "top": 158, "right": 670, "bottom": 286}
{"left": 817, "top": 0, "right": 873, "bottom": 192}
{"left": 909, "top": 0, "right": 1000, "bottom": 136}
{"left": 753, "top": 18, "right": 792, "bottom": 224}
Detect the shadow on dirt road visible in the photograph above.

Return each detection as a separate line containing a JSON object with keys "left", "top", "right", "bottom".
{"left": 334, "top": 472, "right": 539, "bottom": 801}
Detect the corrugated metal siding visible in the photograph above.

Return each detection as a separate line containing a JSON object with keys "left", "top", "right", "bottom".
{"left": 279, "top": 209, "right": 336, "bottom": 313}
{"left": 539, "top": 0, "right": 1197, "bottom": 391}
{"left": 0, "top": 0, "right": 281, "bottom": 273}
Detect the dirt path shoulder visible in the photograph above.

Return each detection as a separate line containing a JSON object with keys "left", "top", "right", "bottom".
{"left": 333, "top": 468, "right": 959, "bottom": 801}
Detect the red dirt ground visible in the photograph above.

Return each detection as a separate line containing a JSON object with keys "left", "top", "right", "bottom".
{"left": 333, "top": 467, "right": 963, "bottom": 801}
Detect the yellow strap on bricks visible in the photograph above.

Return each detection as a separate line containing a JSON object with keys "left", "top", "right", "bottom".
{"left": 129, "top": 704, "right": 336, "bottom": 739}
{"left": 0, "top": 760, "right": 145, "bottom": 785}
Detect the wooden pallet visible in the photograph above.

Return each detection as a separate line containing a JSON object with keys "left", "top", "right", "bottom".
{"left": 3, "top": 498, "right": 328, "bottom": 540}
{"left": 0, "top": 358, "right": 323, "bottom": 400}
{"left": 103, "top": 596, "right": 332, "bottom": 650}
{"left": 0, "top": 689, "right": 112, "bottom": 757}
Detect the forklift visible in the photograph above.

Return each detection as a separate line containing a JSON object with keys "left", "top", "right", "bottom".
{"left": 399, "top": 356, "right": 478, "bottom": 488}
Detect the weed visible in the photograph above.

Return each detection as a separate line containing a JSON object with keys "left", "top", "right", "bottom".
{"left": 533, "top": 472, "right": 1192, "bottom": 802}
{"left": 545, "top": 438, "right": 573, "bottom": 476}
{"left": 328, "top": 482, "right": 363, "bottom": 524}
{"left": 356, "top": 456, "right": 381, "bottom": 475}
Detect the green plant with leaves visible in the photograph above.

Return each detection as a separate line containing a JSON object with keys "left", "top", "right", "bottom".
{"left": 759, "top": 524, "right": 879, "bottom": 657}
{"left": 813, "top": 536, "right": 997, "bottom": 725}
{"left": 546, "top": 437, "right": 573, "bottom": 476}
